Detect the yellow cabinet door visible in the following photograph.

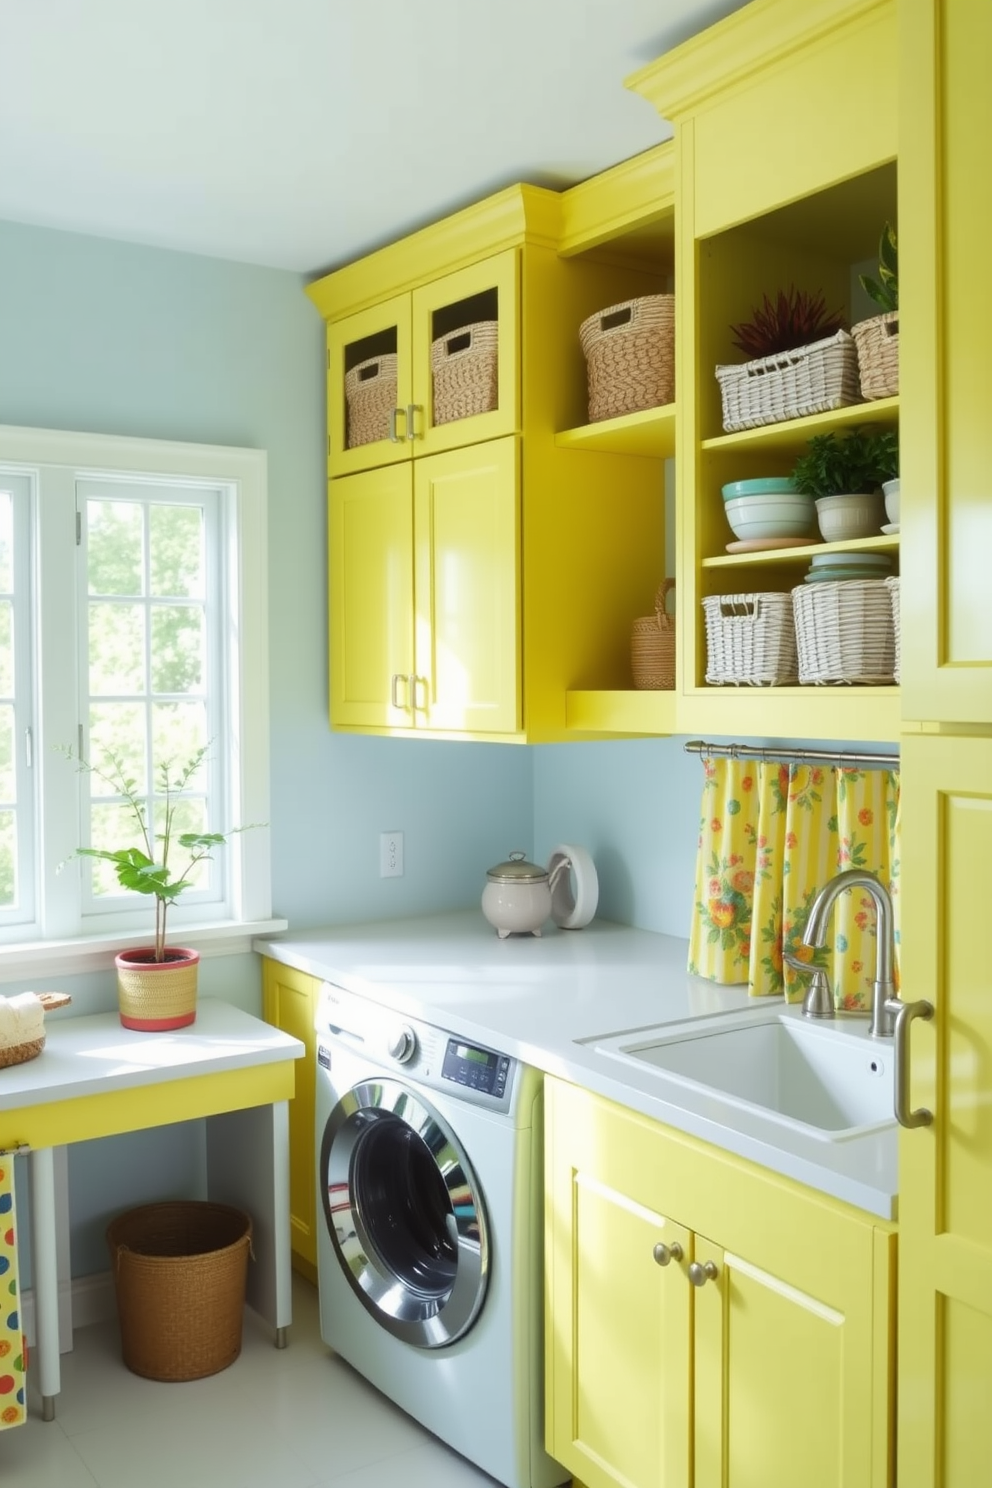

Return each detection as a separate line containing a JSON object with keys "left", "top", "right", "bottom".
{"left": 692, "top": 1231, "right": 882, "bottom": 1488}
{"left": 545, "top": 1077, "right": 691, "bottom": 1488}
{"left": 413, "top": 437, "right": 520, "bottom": 735}
{"left": 261, "top": 960, "right": 318, "bottom": 1273}
{"left": 900, "top": 1, "right": 992, "bottom": 724}
{"left": 410, "top": 249, "right": 520, "bottom": 458}
{"left": 329, "top": 464, "right": 415, "bottom": 730}
{"left": 327, "top": 294, "right": 413, "bottom": 477}
{"left": 897, "top": 735, "right": 992, "bottom": 1487}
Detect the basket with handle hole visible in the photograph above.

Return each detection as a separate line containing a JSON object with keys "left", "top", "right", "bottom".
{"left": 851, "top": 310, "right": 899, "bottom": 400}
{"left": 703, "top": 592, "right": 798, "bottom": 686}
{"left": 580, "top": 295, "right": 675, "bottom": 423}
{"left": 631, "top": 580, "right": 676, "bottom": 690}
{"left": 345, "top": 352, "right": 398, "bottom": 448}
{"left": 431, "top": 321, "right": 499, "bottom": 425}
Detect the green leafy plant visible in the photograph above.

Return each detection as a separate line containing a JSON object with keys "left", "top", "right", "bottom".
{"left": 729, "top": 286, "right": 846, "bottom": 359}
{"left": 790, "top": 427, "right": 899, "bottom": 497}
{"left": 859, "top": 222, "right": 898, "bottom": 313}
{"left": 60, "top": 742, "right": 254, "bottom": 962}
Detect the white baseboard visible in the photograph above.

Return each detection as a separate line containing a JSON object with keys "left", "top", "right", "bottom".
{"left": 21, "top": 1271, "right": 117, "bottom": 1351}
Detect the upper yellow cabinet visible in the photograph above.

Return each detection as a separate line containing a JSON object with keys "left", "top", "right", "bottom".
{"left": 309, "top": 184, "right": 673, "bottom": 742}
{"left": 628, "top": 0, "right": 902, "bottom": 743}
{"left": 325, "top": 251, "right": 520, "bottom": 477}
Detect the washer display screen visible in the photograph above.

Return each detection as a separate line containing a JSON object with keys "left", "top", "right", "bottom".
{"left": 442, "top": 1038, "right": 511, "bottom": 1097}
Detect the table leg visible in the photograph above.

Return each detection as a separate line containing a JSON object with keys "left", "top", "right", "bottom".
{"left": 28, "top": 1147, "right": 59, "bottom": 1420}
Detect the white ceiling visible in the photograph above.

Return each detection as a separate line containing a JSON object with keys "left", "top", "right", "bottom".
{"left": 0, "top": 0, "right": 750, "bottom": 277}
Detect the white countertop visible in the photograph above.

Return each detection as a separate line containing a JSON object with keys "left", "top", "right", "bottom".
{"left": 254, "top": 911, "right": 898, "bottom": 1221}
{"left": 0, "top": 997, "right": 305, "bottom": 1111}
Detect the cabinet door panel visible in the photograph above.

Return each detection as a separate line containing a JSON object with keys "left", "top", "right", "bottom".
{"left": 411, "top": 250, "right": 520, "bottom": 458}
{"left": 414, "top": 438, "right": 520, "bottom": 734}
{"left": 327, "top": 294, "right": 413, "bottom": 477}
{"left": 898, "top": 735, "right": 992, "bottom": 1487}
{"left": 329, "top": 465, "right": 414, "bottom": 729}
{"left": 545, "top": 1079, "right": 690, "bottom": 1488}
{"left": 694, "top": 1237, "right": 868, "bottom": 1488}
{"left": 262, "top": 962, "right": 317, "bottom": 1269}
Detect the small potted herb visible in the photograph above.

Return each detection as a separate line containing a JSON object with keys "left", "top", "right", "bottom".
{"left": 790, "top": 428, "right": 898, "bottom": 541}
{"left": 717, "top": 285, "right": 853, "bottom": 432}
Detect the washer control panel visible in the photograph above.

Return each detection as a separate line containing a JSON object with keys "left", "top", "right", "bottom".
{"left": 441, "top": 1038, "right": 512, "bottom": 1100}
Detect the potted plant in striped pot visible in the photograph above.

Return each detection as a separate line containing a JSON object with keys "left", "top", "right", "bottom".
{"left": 61, "top": 743, "right": 253, "bottom": 1030}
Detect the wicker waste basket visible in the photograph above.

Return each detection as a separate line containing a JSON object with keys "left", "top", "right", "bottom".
{"left": 631, "top": 580, "right": 676, "bottom": 689}
{"left": 107, "top": 1201, "right": 253, "bottom": 1382}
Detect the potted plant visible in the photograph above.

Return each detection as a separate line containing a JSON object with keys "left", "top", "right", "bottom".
{"left": 851, "top": 222, "right": 899, "bottom": 400}
{"left": 62, "top": 742, "right": 248, "bottom": 1030}
{"left": 790, "top": 428, "right": 898, "bottom": 541}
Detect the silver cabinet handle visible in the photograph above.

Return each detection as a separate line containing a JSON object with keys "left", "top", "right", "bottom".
{"left": 390, "top": 673, "right": 409, "bottom": 710}
{"left": 653, "top": 1241, "right": 683, "bottom": 1267}
{"left": 885, "top": 996, "right": 935, "bottom": 1128}
{"left": 406, "top": 403, "right": 422, "bottom": 441}
{"left": 389, "top": 407, "right": 407, "bottom": 443}
{"left": 409, "top": 675, "right": 427, "bottom": 713}
{"left": 688, "top": 1260, "right": 718, "bottom": 1287}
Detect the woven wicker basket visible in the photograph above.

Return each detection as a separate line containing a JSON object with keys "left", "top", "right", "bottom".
{"left": 715, "top": 328, "right": 861, "bottom": 433}
{"left": 631, "top": 580, "right": 676, "bottom": 690}
{"left": 0, "top": 993, "right": 72, "bottom": 1069}
{"left": 580, "top": 295, "right": 675, "bottom": 423}
{"left": 885, "top": 575, "right": 901, "bottom": 683}
{"left": 345, "top": 353, "right": 398, "bottom": 448}
{"left": 115, "top": 948, "right": 199, "bottom": 1031}
{"left": 792, "top": 578, "right": 896, "bottom": 685}
{"left": 431, "top": 321, "right": 498, "bottom": 426}
{"left": 107, "top": 1201, "right": 252, "bottom": 1382}
{"left": 703, "top": 592, "right": 798, "bottom": 686}
{"left": 851, "top": 310, "right": 899, "bottom": 401}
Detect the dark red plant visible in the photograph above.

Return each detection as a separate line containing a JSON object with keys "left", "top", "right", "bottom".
{"left": 730, "top": 286, "right": 846, "bottom": 359}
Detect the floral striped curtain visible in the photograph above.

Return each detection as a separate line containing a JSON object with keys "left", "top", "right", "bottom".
{"left": 688, "top": 756, "right": 901, "bottom": 1006}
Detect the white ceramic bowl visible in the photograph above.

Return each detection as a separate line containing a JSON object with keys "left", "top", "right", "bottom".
{"left": 723, "top": 492, "right": 817, "bottom": 541}
{"left": 814, "top": 491, "right": 885, "bottom": 542}
{"left": 882, "top": 478, "right": 900, "bottom": 525}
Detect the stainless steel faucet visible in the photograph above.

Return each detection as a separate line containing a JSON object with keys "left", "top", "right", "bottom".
{"left": 802, "top": 868, "right": 897, "bottom": 1038}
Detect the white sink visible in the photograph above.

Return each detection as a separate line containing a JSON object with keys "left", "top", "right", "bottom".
{"left": 590, "top": 1011, "right": 896, "bottom": 1142}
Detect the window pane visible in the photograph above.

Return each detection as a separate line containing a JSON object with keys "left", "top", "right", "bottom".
{"left": 0, "top": 492, "right": 12, "bottom": 592}
{"left": 0, "top": 809, "right": 16, "bottom": 908}
{"left": 151, "top": 702, "right": 208, "bottom": 786}
{"left": 0, "top": 703, "right": 14, "bottom": 803}
{"left": 87, "top": 500, "right": 144, "bottom": 596}
{"left": 160, "top": 794, "right": 212, "bottom": 891}
{"left": 89, "top": 602, "right": 146, "bottom": 694}
{"left": 151, "top": 606, "right": 205, "bottom": 694}
{"left": 89, "top": 704, "right": 147, "bottom": 796}
{"left": 90, "top": 800, "right": 149, "bottom": 897}
{"left": 150, "top": 505, "right": 204, "bottom": 598}
{"left": 0, "top": 600, "right": 12, "bottom": 697}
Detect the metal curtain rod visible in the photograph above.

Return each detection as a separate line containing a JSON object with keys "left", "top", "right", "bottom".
{"left": 683, "top": 740, "right": 899, "bottom": 769}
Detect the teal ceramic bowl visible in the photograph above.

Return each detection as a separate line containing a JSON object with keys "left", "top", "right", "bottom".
{"left": 722, "top": 477, "right": 801, "bottom": 501}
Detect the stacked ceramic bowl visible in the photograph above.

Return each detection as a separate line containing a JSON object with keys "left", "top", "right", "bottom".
{"left": 801, "top": 552, "right": 894, "bottom": 584}
{"left": 721, "top": 478, "right": 817, "bottom": 545}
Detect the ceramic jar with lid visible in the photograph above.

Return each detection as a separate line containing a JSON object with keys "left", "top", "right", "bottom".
{"left": 482, "top": 851, "right": 558, "bottom": 938}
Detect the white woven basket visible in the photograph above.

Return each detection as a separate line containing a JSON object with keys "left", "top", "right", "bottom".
{"left": 792, "top": 579, "right": 896, "bottom": 685}
{"left": 885, "top": 575, "right": 901, "bottom": 682}
{"left": 715, "top": 329, "right": 861, "bottom": 432}
{"left": 703, "top": 592, "right": 798, "bottom": 686}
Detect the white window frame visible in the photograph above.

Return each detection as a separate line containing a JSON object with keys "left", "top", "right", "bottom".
{"left": 0, "top": 423, "right": 285, "bottom": 979}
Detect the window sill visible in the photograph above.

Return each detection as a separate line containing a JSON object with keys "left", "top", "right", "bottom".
{"left": 0, "top": 920, "right": 289, "bottom": 982}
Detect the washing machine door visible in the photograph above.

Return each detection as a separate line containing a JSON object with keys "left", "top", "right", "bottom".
{"left": 320, "top": 1076, "right": 490, "bottom": 1348}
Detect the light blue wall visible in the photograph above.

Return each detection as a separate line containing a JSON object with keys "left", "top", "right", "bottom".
{"left": 0, "top": 217, "right": 532, "bottom": 1277}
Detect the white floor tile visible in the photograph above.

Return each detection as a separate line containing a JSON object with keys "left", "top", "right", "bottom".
{"left": 0, "top": 1412, "right": 99, "bottom": 1488}
{"left": 314, "top": 1435, "right": 506, "bottom": 1488}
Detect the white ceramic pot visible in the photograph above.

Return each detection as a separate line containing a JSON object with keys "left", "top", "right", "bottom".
{"left": 482, "top": 851, "right": 557, "bottom": 938}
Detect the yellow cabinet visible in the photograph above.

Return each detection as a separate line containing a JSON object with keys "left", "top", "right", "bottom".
{"left": 325, "top": 251, "right": 520, "bottom": 477}
{"left": 546, "top": 1077, "right": 896, "bottom": 1488}
{"left": 896, "top": 734, "right": 992, "bottom": 1486}
{"left": 899, "top": 0, "right": 992, "bottom": 725}
{"left": 261, "top": 959, "right": 318, "bottom": 1276}
{"left": 329, "top": 436, "right": 520, "bottom": 735}
{"left": 628, "top": 0, "right": 902, "bottom": 744}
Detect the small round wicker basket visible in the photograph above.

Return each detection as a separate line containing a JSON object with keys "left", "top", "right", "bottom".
{"left": 631, "top": 580, "right": 676, "bottom": 690}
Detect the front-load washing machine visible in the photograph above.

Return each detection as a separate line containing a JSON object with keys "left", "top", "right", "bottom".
{"left": 314, "top": 980, "right": 568, "bottom": 1488}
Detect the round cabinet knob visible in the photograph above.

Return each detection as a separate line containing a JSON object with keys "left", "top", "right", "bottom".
{"left": 688, "top": 1260, "right": 719, "bottom": 1288}
{"left": 653, "top": 1241, "right": 683, "bottom": 1267}
{"left": 387, "top": 1025, "right": 417, "bottom": 1063}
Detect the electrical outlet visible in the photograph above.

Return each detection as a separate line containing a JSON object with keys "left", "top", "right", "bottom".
{"left": 380, "top": 831, "right": 404, "bottom": 878}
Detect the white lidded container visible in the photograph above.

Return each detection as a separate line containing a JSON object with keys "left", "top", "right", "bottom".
{"left": 482, "top": 851, "right": 558, "bottom": 939}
